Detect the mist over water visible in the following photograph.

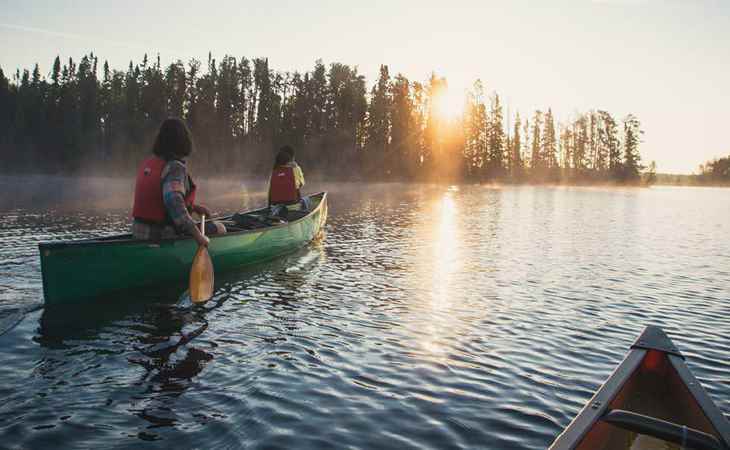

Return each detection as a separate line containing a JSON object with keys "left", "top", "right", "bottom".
{"left": 0, "top": 175, "right": 273, "bottom": 212}
{"left": 0, "top": 178, "right": 729, "bottom": 449}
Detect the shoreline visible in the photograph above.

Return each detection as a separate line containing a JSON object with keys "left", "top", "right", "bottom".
{"left": 2, "top": 171, "right": 727, "bottom": 188}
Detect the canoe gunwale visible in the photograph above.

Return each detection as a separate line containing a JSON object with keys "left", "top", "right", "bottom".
{"left": 669, "top": 353, "right": 730, "bottom": 448}
{"left": 549, "top": 326, "right": 730, "bottom": 450}
{"left": 549, "top": 347, "right": 645, "bottom": 450}
{"left": 38, "top": 192, "right": 327, "bottom": 250}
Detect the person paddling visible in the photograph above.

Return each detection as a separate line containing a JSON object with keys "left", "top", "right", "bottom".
{"left": 268, "top": 145, "right": 309, "bottom": 215}
{"left": 132, "top": 118, "right": 225, "bottom": 244}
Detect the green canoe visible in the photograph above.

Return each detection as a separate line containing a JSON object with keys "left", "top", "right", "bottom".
{"left": 39, "top": 192, "right": 328, "bottom": 306}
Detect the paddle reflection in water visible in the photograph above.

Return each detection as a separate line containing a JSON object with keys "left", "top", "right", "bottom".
{"left": 127, "top": 305, "right": 213, "bottom": 436}
{"left": 33, "top": 283, "right": 231, "bottom": 442}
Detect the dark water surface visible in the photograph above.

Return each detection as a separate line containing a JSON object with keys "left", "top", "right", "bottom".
{"left": 1, "top": 177, "right": 729, "bottom": 449}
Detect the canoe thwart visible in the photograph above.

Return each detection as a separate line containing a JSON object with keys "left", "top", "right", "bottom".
{"left": 603, "top": 409, "right": 723, "bottom": 450}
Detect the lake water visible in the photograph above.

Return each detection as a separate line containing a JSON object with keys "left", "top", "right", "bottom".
{"left": 0, "top": 177, "right": 728, "bottom": 449}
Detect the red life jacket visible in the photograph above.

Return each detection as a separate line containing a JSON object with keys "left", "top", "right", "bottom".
{"left": 269, "top": 165, "right": 300, "bottom": 204}
{"left": 132, "top": 156, "right": 197, "bottom": 224}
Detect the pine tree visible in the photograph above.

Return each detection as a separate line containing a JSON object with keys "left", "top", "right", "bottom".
{"left": 511, "top": 112, "right": 523, "bottom": 179}
{"left": 310, "top": 60, "right": 328, "bottom": 136}
{"left": 77, "top": 54, "right": 100, "bottom": 160}
{"left": 594, "top": 111, "right": 609, "bottom": 174}
{"left": 123, "top": 61, "right": 142, "bottom": 161}
{"left": 542, "top": 108, "right": 557, "bottom": 171}
{"left": 411, "top": 81, "right": 426, "bottom": 174}
{"left": 141, "top": 53, "right": 167, "bottom": 140}
{"left": 589, "top": 111, "right": 598, "bottom": 170}
{"left": 237, "top": 57, "right": 252, "bottom": 138}
{"left": 560, "top": 125, "right": 573, "bottom": 174}
{"left": 422, "top": 73, "right": 451, "bottom": 177}
{"left": 390, "top": 74, "right": 414, "bottom": 177}
{"left": 622, "top": 114, "right": 642, "bottom": 181}
{"left": 253, "top": 57, "right": 275, "bottom": 148}
{"left": 530, "top": 110, "right": 543, "bottom": 173}
{"left": 599, "top": 110, "right": 621, "bottom": 179}
{"left": 215, "top": 55, "right": 240, "bottom": 164}
{"left": 350, "top": 69, "right": 368, "bottom": 151}
{"left": 572, "top": 114, "right": 589, "bottom": 174}
{"left": 486, "top": 93, "right": 505, "bottom": 177}
{"left": 165, "top": 60, "right": 187, "bottom": 119}
{"left": 365, "top": 65, "right": 391, "bottom": 176}
{"left": 325, "top": 63, "right": 349, "bottom": 131}
{"left": 287, "top": 71, "right": 310, "bottom": 148}
{"left": 464, "top": 80, "right": 487, "bottom": 179}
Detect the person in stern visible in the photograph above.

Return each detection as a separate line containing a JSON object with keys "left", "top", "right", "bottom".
{"left": 132, "top": 117, "right": 226, "bottom": 245}
{"left": 268, "top": 145, "right": 309, "bottom": 217}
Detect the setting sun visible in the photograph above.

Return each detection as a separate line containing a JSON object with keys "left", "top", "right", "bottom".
{"left": 432, "top": 86, "right": 465, "bottom": 121}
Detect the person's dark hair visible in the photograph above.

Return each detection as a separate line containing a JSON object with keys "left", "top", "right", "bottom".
{"left": 280, "top": 145, "right": 295, "bottom": 159}
{"left": 274, "top": 149, "right": 293, "bottom": 168}
{"left": 152, "top": 118, "right": 194, "bottom": 160}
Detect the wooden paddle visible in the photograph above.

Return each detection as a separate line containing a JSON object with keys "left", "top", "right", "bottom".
{"left": 189, "top": 215, "right": 214, "bottom": 303}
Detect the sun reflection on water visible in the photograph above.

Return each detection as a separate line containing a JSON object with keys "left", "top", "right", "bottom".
{"left": 432, "top": 193, "right": 458, "bottom": 305}
{"left": 418, "top": 191, "right": 462, "bottom": 359}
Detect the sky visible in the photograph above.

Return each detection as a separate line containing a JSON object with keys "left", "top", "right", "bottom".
{"left": 1, "top": 0, "right": 728, "bottom": 174}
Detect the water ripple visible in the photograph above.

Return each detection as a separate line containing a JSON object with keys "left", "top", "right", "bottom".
{"left": 0, "top": 182, "right": 728, "bottom": 448}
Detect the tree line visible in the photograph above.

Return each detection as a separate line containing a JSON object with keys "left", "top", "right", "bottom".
{"left": 0, "top": 52, "right": 648, "bottom": 183}
{"left": 697, "top": 155, "right": 730, "bottom": 185}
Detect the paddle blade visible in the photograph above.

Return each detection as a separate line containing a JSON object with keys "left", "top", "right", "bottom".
{"left": 189, "top": 246, "right": 214, "bottom": 303}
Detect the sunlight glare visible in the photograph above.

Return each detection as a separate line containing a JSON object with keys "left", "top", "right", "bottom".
{"left": 417, "top": 192, "right": 461, "bottom": 360}
{"left": 433, "top": 87, "right": 465, "bottom": 121}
